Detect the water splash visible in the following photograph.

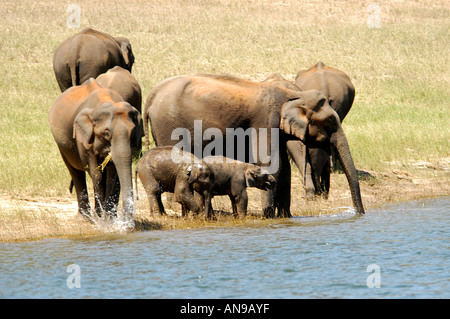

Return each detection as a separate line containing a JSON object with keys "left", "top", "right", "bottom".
{"left": 319, "top": 206, "right": 356, "bottom": 217}
{"left": 88, "top": 214, "right": 135, "bottom": 233}
{"left": 112, "top": 216, "right": 135, "bottom": 232}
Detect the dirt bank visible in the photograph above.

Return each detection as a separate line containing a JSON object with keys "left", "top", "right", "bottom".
{"left": 1, "top": 158, "right": 449, "bottom": 242}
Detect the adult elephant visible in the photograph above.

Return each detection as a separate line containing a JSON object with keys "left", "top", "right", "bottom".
{"left": 144, "top": 74, "right": 364, "bottom": 217}
{"left": 286, "top": 62, "right": 356, "bottom": 198}
{"left": 96, "top": 66, "right": 142, "bottom": 113}
{"left": 53, "top": 28, "right": 135, "bottom": 92}
{"left": 49, "top": 78, "right": 142, "bottom": 225}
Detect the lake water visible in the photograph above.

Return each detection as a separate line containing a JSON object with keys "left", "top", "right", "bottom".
{"left": 1, "top": 197, "right": 448, "bottom": 299}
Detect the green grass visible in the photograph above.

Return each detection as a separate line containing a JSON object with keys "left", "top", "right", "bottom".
{"left": 0, "top": 0, "right": 449, "bottom": 197}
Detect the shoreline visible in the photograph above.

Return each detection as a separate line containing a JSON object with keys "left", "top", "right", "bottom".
{"left": 1, "top": 163, "right": 449, "bottom": 243}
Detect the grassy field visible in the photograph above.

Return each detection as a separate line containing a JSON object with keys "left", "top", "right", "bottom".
{"left": 0, "top": 0, "right": 448, "bottom": 241}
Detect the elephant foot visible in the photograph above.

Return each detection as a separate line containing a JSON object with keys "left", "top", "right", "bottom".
{"left": 305, "top": 188, "right": 316, "bottom": 200}
{"left": 203, "top": 211, "right": 216, "bottom": 221}
{"left": 277, "top": 208, "right": 292, "bottom": 218}
{"left": 263, "top": 206, "right": 276, "bottom": 219}
{"left": 78, "top": 208, "right": 97, "bottom": 223}
{"left": 95, "top": 209, "right": 104, "bottom": 219}
{"left": 80, "top": 212, "right": 96, "bottom": 224}
{"left": 236, "top": 212, "right": 246, "bottom": 220}
{"left": 104, "top": 208, "right": 118, "bottom": 220}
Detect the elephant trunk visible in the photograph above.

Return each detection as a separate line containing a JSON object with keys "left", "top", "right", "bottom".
{"left": 111, "top": 144, "right": 135, "bottom": 221}
{"left": 330, "top": 127, "right": 365, "bottom": 215}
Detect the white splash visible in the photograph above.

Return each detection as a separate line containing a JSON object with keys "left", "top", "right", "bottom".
{"left": 319, "top": 206, "right": 356, "bottom": 217}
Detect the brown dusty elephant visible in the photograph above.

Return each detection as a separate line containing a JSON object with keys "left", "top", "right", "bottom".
{"left": 143, "top": 74, "right": 365, "bottom": 217}
{"left": 96, "top": 66, "right": 142, "bottom": 113}
{"left": 53, "top": 28, "right": 135, "bottom": 92}
{"left": 203, "top": 156, "right": 276, "bottom": 218}
{"left": 49, "top": 78, "right": 142, "bottom": 225}
{"left": 286, "top": 62, "right": 356, "bottom": 198}
{"left": 135, "top": 146, "right": 214, "bottom": 218}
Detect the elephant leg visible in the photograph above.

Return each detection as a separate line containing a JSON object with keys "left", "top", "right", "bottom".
{"left": 320, "top": 158, "right": 331, "bottom": 199}
{"left": 104, "top": 165, "right": 120, "bottom": 218}
{"left": 64, "top": 161, "right": 91, "bottom": 219}
{"left": 203, "top": 192, "right": 213, "bottom": 220}
{"left": 330, "top": 146, "right": 343, "bottom": 172}
{"left": 140, "top": 173, "right": 165, "bottom": 215}
{"left": 304, "top": 150, "right": 315, "bottom": 199}
{"left": 147, "top": 191, "right": 165, "bottom": 215}
{"left": 229, "top": 195, "right": 238, "bottom": 217}
{"left": 156, "top": 193, "right": 166, "bottom": 215}
{"left": 286, "top": 140, "right": 315, "bottom": 199}
{"left": 233, "top": 191, "right": 248, "bottom": 219}
{"left": 276, "top": 148, "right": 292, "bottom": 218}
{"left": 85, "top": 156, "right": 107, "bottom": 218}
{"left": 310, "top": 148, "right": 331, "bottom": 198}
{"left": 181, "top": 205, "right": 189, "bottom": 217}
{"left": 261, "top": 188, "right": 276, "bottom": 218}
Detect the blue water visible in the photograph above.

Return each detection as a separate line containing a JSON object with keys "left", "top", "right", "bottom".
{"left": 1, "top": 197, "right": 449, "bottom": 299}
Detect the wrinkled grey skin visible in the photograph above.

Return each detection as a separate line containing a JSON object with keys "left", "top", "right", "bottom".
{"left": 135, "top": 146, "right": 214, "bottom": 219}
{"left": 203, "top": 156, "right": 277, "bottom": 218}
{"left": 289, "top": 62, "right": 355, "bottom": 198}
{"left": 145, "top": 74, "right": 364, "bottom": 217}
{"left": 53, "top": 28, "right": 135, "bottom": 92}
{"left": 96, "top": 66, "right": 142, "bottom": 113}
{"left": 49, "top": 79, "right": 142, "bottom": 223}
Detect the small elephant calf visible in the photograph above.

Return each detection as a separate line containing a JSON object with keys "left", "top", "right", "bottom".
{"left": 203, "top": 156, "right": 277, "bottom": 218}
{"left": 135, "top": 146, "right": 214, "bottom": 218}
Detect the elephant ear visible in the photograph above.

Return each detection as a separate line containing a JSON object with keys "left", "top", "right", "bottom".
{"left": 244, "top": 167, "right": 258, "bottom": 188}
{"left": 73, "top": 108, "right": 94, "bottom": 150}
{"left": 280, "top": 98, "right": 309, "bottom": 142}
{"left": 295, "top": 69, "right": 307, "bottom": 82}
{"left": 186, "top": 165, "right": 196, "bottom": 184}
{"left": 115, "top": 37, "right": 134, "bottom": 71}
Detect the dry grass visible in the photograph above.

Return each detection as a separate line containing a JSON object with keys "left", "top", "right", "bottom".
{"left": 0, "top": 0, "right": 448, "bottom": 241}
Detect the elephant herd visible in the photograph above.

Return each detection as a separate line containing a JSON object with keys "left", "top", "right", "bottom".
{"left": 49, "top": 28, "right": 364, "bottom": 227}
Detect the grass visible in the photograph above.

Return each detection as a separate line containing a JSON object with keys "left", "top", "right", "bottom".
{"left": 0, "top": 0, "right": 448, "bottom": 241}
{"left": 0, "top": 207, "right": 99, "bottom": 242}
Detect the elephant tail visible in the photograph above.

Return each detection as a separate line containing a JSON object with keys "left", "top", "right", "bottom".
{"left": 143, "top": 89, "right": 158, "bottom": 151}
{"left": 69, "top": 180, "right": 74, "bottom": 193}
{"left": 69, "top": 60, "right": 79, "bottom": 87}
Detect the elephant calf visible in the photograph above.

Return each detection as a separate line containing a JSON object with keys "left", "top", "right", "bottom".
{"left": 135, "top": 146, "right": 214, "bottom": 218}
{"left": 203, "top": 156, "right": 277, "bottom": 218}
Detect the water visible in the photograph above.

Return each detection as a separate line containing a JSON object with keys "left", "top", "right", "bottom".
{"left": 1, "top": 197, "right": 449, "bottom": 299}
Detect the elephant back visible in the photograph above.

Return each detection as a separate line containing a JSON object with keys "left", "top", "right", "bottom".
{"left": 295, "top": 62, "right": 355, "bottom": 121}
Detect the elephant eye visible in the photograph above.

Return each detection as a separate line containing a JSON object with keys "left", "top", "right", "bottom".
{"left": 103, "top": 129, "right": 112, "bottom": 140}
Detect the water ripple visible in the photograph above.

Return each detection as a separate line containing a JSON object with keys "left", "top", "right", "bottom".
{"left": 0, "top": 197, "right": 449, "bottom": 298}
